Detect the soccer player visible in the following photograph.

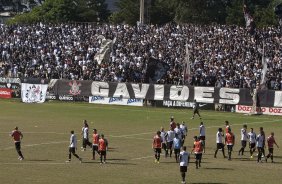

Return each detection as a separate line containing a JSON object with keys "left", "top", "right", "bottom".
{"left": 266, "top": 132, "right": 279, "bottom": 163}
{"left": 174, "top": 123, "right": 183, "bottom": 141}
{"left": 173, "top": 134, "right": 182, "bottom": 163}
{"left": 225, "top": 128, "right": 235, "bottom": 160}
{"left": 179, "top": 146, "right": 190, "bottom": 184}
{"left": 238, "top": 124, "right": 248, "bottom": 156}
{"left": 259, "top": 127, "right": 266, "bottom": 158}
{"left": 170, "top": 116, "right": 176, "bottom": 130}
{"left": 256, "top": 128, "right": 265, "bottom": 163}
{"left": 98, "top": 134, "right": 108, "bottom": 164}
{"left": 66, "top": 130, "right": 82, "bottom": 163}
{"left": 166, "top": 127, "right": 175, "bottom": 158}
{"left": 152, "top": 131, "right": 162, "bottom": 163}
{"left": 191, "top": 99, "right": 202, "bottom": 119}
{"left": 10, "top": 127, "right": 24, "bottom": 160}
{"left": 160, "top": 127, "right": 168, "bottom": 157}
{"left": 180, "top": 121, "right": 188, "bottom": 145}
{"left": 214, "top": 128, "right": 226, "bottom": 158}
{"left": 191, "top": 136, "right": 203, "bottom": 169}
{"left": 199, "top": 122, "right": 206, "bottom": 153}
{"left": 248, "top": 128, "right": 257, "bottom": 158}
{"left": 225, "top": 121, "right": 231, "bottom": 134}
{"left": 81, "top": 120, "right": 92, "bottom": 151}
{"left": 92, "top": 129, "right": 100, "bottom": 160}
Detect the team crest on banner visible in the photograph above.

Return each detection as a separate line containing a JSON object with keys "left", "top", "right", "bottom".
{"left": 21, "top": 83, "right": 48, "bottom": 103}
{"left": 69, "top": 80, "right": 81, "bottom": 95}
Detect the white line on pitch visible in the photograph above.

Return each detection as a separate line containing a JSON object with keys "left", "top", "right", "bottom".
{"left": 110, "top": 119, "right": 281, "bottom": 138}
{"left": 131, "top": 154, "right": 165, "bottom": 161}
{"left": 52, "top": 103, "right": 272, "bottom": 120}
{"left": 131, "top": 155, "right": 155, "bottom": 160}
{"left": 0, "top": 162, "right": 68, "bottom": 165}
{"left": 0, "top": 140, "right": 80, "bottom": 151}
{"left": 110, "top": 132, "right": 155, "bottom": 138}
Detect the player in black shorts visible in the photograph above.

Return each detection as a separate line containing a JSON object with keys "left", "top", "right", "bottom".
{"left": 214, "top": 128, "right": 226, "bottom": 158}
{"left": 191, "top": 99, "right": 202, "bottom": 119}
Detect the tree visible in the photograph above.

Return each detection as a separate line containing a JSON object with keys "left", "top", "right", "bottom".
{"left": 226, "top": 0, "right": 245, "bottom": 26}
{"left": 226, "top": 0, "right": 280, "bottom": 27}
{"left": 8, "top": 0, "right": 110, "bottom": 24}
{"left": 109, "top": 0, "right": 140, "bottom": 25}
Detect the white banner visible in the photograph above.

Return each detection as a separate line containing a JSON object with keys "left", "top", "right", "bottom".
{"left": 89, "top": 96, "right": 143, "bottom": 106}
{"left": 21, "top": 83, "right": 48, "bottom": 103}
{"left": 236, "top": 105, "right": 282, "bottom": 116}
{"left": 274, "top": 91, "right": 282, "bottom": 107}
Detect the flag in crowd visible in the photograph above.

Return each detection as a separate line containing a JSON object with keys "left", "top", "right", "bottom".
{"left": 145, "top": 58, "right": 170, "bottom": 83}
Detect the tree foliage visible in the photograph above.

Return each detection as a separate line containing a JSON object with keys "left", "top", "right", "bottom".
{"left": 109, "top": 0, "right": 140, "bottom": 25}
{"left": 7, "top": 0, "right": 282, "bottom": 27}
{"left": 8, "top": 0, "right": 110, "bottom": 24}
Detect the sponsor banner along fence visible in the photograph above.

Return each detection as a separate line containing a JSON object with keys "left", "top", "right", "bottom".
{"left": 21, "top": 83, "right": 48, "bottom": 103}
{"left": 52, "top": 80, "right": 281, "bottom": 107}
{"left": 89, "top": 96, "right": 143, "bottom": 106}
{"left": 0, "top": 77, "right": 21, "bottom": 98}
{"left": 155, "top": 100, "right": 214, "bottom": 110}
{"left": 236, "top": 105, "right": 282, "bottom": 116}
{"left": 46, "top": 93, "right": 87, "bottom": 102}
{"left": 0, "top": 88, "right": 12, "bottom": 98}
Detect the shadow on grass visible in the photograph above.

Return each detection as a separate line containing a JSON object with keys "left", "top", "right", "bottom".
{"left": 26, "top": 159, "right": 53, "bottom": 162}
{"left": 270, "top": 161, "right": 282, "bottom": 164}
{"left": 107, "top": 147, "right": 117, "bottom": 152}
{"left": 204, "top": 168, "right": 234, "bottom": 171}
{"left": 190, "top": 183, "right": 228, "bottom": 184}
{"left": 82, "top": 161, "right": 136, "bottom": 166}
{"left": 107, "top": 158, "right": 127, "bottom": 161}
{"left": 232, "top": 158, "right": 249, "bottom": 160}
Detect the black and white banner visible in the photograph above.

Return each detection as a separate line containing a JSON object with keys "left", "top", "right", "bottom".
{"left": 50, "top": 80, "right": 282, "bottom": 107}
{"left": 21, "top": 83, "right": 48, "bottom": 103}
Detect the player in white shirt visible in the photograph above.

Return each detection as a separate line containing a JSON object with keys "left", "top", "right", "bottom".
{"left": 256, "top": 129, "right": 265, "bottom": 163}
{"left": 214, "top": 128, "right": 226, "bottom": 158}
{"left": 81, "top": 120, "right": 92, "bottom": 151}
{"left": 166, "top": 127, "right": 175, "bottom": 158}
{"left": 238, "top": 124, "right": 248, "bottom": 156}
{"left": 174, "top": 123, "right": 183, "bottom": 140}
{"left": 180, "top": 121, "right": 188, "bottom": 145}
{"left": 199, "top": 122, "right": 206, "bottom": 153}
{"left": 179, "top": 146, "right": 190, "bottom": 184}
{"left": 248, "top": 128, "right": 257, "bottom": 158}
{"left": 66, "top": 130, "right": 82, "bottom": 163}
{"left": 160, "top": 127, "right": 168, "bottom": 157}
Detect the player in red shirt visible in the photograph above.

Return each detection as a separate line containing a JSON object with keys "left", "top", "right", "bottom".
{"left": 10, "top": 127, "right": 24, "bottom": 160}
{"left": 225, "top": 128, "right": 235, "bottom": 160}
{"left": 266, "top": 132, "right": 279, "bottom": 163}
{"left": 170, "top": 116, "right": 176, "bottom": 130}
{"left": 191, "top": 136, "right": 203, "bottom": 169}
{"left": 92, "top": 129, "right": 100, "bottom": 160}
{"left": 98, "top": 134, "right": 108, "bottom": 164}
{"left": 225, "top": 121, "right": 231, "bottom": 134}
{"left": 152, "top": 131, "right": 162, "bottom": 163}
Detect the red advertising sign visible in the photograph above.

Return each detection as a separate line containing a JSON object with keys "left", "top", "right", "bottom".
{"left": 236, "top": 105, "right": 282, "bottom": 116}
{"left": 0, "top": 88, "right": 12, "bottom": 99}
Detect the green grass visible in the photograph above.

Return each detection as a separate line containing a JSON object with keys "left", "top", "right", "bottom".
{"left": 0, "top": 99, "right": 281, "bottom": 184}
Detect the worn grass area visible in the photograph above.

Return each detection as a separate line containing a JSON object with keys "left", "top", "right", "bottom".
{"left": 0, "top": 99, "right": 281, "bottom": 184}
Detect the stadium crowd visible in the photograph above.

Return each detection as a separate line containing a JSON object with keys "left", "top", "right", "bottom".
{"left": 0, "top": 23, "right": 281, "bottom": 90}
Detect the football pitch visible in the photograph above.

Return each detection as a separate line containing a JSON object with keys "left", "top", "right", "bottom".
{"left": 0, "top": 99, "right": 281, "bottom": 184}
